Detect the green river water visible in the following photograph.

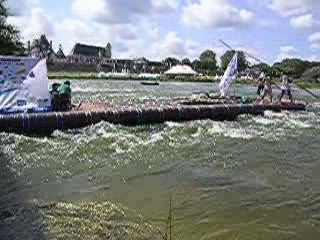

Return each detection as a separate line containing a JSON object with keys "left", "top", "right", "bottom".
{"left": 1, "top": 80, "right": 320, "bottom": 240}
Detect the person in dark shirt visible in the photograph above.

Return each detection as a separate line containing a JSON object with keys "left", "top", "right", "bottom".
{"left": 257, "top": 72, "right": 265, "bottom": 96}
{"left": 59, "top": 81, "right": 72, "bottom": 111}
{"left": 50, "top": 83, "right": 61, "bottom": 111}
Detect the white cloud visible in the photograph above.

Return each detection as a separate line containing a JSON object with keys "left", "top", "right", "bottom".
{"left": 268, "top": 0, "right": 318, "bottom": 17}
{"left": 53, "top": 19, "right": 103, "bottom": 52}
{"left": 7, "top": 8, "right": 53, "bottom": 41}
{"left": 277, "top": 45, "right": 299, "bottom": 61}
{"left": 150, "top": 32, "right": 186, "bottom": 59}
{"left": 280, "top": 46, "right": 298, "bottom": 54}
{"left": 148, "top": 33, "right": 230, "bottom": 62}
{"left": 276, "top": 45, "right": 319, "bottom": 62}
{"left": 6, "top": 0, "right": 23, "bottom": 15}
{"left": 67, "top": 0, "right": 180, "bottom": 57}
{"left": 306, "top": 55, "right": 320, "bottom": 61}
{"left": 308, "top": 32, "right": 320, "bottom": 49}
{"left": 181, "top": 0, "right": 254, "bottom": 29}
{"left": 71, "top": 0, "right": 177, "bottom": 25}
{"left": 54, "top": 19, "right": 141, "bottom": 56}
{"left": 72, "top": 0, "right": 153, "bottom": 24}
{"left": 290, "top": 14, "right": 314, "bottom": 29}
{"left": 152, "top": 0, "right": 179, "bottom": 13}
{"left": 112, "top": 39, "right": 139, "bottom": 58}
{"left": 112, "top": 25, "right": 139, "bottom": 40}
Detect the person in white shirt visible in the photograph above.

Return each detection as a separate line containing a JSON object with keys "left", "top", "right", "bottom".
{"left": 279, "top": 75, "right": 293, "bottom": 102}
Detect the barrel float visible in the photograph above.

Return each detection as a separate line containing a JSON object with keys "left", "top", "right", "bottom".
{"left": 0, "top": 103, "right": 306, "bottom": 134}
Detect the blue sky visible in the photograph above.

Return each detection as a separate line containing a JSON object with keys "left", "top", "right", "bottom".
{"left": 6, "top": 0, "right": 320, "bottom": 64}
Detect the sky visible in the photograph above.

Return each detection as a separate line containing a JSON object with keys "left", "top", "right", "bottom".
{"left": 5, "top": 0, "right": 320, "bottom": 64}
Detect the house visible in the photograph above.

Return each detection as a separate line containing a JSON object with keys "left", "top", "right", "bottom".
{"left": 28, "top": 34, "right": 55, "bottom": 60}
{"left": 68, "top": 43, "right": 112, "bottom": 65}
{"left": 55, "top": 44, "right": 67, "bottom": 62}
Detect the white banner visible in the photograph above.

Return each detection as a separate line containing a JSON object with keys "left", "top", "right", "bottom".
{"left": 0, "top": 56, "right": 51, "bottom": 113}
{"left": 219, "top": 52, "right": 238, "bottom": 98}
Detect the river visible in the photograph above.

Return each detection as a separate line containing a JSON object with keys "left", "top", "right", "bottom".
{"left": 1, "top": 80, "right": 320, "bottom": 240}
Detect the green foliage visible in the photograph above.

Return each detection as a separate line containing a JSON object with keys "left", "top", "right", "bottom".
{"left": 302, "top": 66, "right": 320, "bottom": 83}
{"left": 254, "top": 63, "right": 272, "bottom": 75}
{"left": 0, "top": 0, "right": 25, "bottom": 55}
{"left": 163, "top": 57, "right": 181, "bottom": 69}
{"left": 181, "top": 58, "right": 191, "bottom": 66}
{"left": 275, "top": 58, "right": 310, "bottom": 78}
{"left": 161, "top": 198, "right": 173, "bottom": 240}
{"left": 198, "top": 49, "right": 218, "bottom": 74}
{"left": 220, "top": 50, "right": 248, "bottom": 73}
{"left": 192, "top": 59, "right": 201, "bottom": 72}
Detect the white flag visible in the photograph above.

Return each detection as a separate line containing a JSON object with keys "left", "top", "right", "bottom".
{"left": 219, "top": 52, "right": 238, "bottom": 98}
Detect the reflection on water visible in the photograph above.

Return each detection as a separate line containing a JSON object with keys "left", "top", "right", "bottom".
{"left": 1, "top": 80, "right": 320, "bottom": 239}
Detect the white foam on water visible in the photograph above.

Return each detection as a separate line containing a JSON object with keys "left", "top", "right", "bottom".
{"left": 207, "top": 122, "right": 255, "bottom": 140}
{"left": 165, "top": 121, "right": 185, "bottom": 128}
{"left": 286, "top": 118, "right": 312, "bottom": 129}
{"left": 72, "top": 87, "right": 110, "bottom": 93}
{"left": 252, "top": 116, "right": 280, "bottom": 126}
{"left": 72, "top": 87, "right": 137, "bottom": 94}
{"left": 141, "top": 132, "right": 164, "bottom": 146}
{"left": 264, "top": 110, "right": 287, "bottom": 118}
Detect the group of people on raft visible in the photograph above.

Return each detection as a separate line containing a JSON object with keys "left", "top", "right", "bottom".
{"left": 255, "top": 73, "right": 293, "bottom": 103}
{"left": 49, "top": 81, "right": 72, "bottom": 111}
{"left": 219, "top": 71, "right": 294, "bottom": 103}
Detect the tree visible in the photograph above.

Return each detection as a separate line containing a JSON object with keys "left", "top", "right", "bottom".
{"left": 0, "top": 0, "right": 24, "bottom": 55}
{"left": 253, "top": 63, "right": 273, "bottom": 77}
{"left": 182, "top": 58, "right": 191, "bottom": 66}
{"left": 163, "top": 57, "right": 180, "bottom": 69}
{"left": 220, "top": 50, "right": 248, "bottom": 73}
{"left": 275, "top": 58, "right": 310, "bottom": 78}
{"left": 271, "top": 62, "right": 283, "bottom": 78}
{"left": 302, "top": 66, "right": 320, "bottom": 83}
{"left": 192, "top": 59, "right": 201, "bottom": 72}
{"left": 198, "top": 49, "right": 218, "bottom": 74}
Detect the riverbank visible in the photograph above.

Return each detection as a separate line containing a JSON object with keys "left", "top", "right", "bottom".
{"left": 48, "top": 71, "right": 216, "bottom": 83}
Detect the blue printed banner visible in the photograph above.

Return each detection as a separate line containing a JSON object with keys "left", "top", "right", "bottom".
{"left": 0, "top": 56, "right": 51, "bottom": 113}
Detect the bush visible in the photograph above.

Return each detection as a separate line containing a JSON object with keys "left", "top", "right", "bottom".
{"left": 302, "top": 66, "right": 320, "bottom": 83}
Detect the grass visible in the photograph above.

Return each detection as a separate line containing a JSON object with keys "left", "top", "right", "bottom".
{"left": 48, "top": 71, "right": 100, "bottom": 79}
{"left": 157, "top": 197, "right": 174, "bottom": 240}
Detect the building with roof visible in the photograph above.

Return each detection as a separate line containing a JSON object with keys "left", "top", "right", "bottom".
{"left": 28, "top": 34, "right": 56, "bottom": 60}
{"left": 68, "top": 43, "right": 112, "bottom": 65}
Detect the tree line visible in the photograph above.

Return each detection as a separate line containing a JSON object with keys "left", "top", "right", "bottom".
{"left": 163, "top": 50, "right": 248, "bottom": 75}
{"left": 164, "top": 50, "right": 320, "bottom": 83}
{"left": 1, "top": 0, "right": 319, "bottom": 83}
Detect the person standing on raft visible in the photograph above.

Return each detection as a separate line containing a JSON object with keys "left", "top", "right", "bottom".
{"left": 279, "top": 75, "right": 293, "bottom": 102}
{"left": 257, "top": 72, "right": 265, "bottom": 96}
{"left": 260, "top": 77, "right": 273, "bottom": 102}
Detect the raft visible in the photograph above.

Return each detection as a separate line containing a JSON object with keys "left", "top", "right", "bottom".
{"left": 0, "top": 102, "right": 306, "bottom": 134}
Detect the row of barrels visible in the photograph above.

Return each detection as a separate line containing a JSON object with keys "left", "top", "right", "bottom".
{"left": 0, "top": 103, "right": 306, "bottom": 134}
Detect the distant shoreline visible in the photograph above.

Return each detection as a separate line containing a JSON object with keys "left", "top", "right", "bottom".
{"left": 48, "top": 72, "right": 320, "bottom": 89}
